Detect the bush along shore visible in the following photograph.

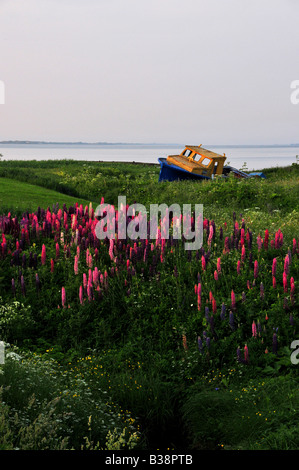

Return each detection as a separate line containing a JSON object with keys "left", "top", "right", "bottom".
{"left": 0, "top": 160, "right": 298, "bottom": 450}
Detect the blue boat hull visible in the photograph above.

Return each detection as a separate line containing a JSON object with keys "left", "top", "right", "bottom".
{"left": 158, "top": 158, "right": 266, "bottom": 182}
{"left": 158, "top": 158, "right": 210, "bottom": 182}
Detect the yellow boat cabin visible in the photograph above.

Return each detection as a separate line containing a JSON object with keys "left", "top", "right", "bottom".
{"left": 166, "top": 145, "right": 227, "bottom": 178}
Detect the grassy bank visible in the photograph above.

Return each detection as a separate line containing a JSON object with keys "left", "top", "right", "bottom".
{"left": 0, "top": 159, "right": 298, "bottom": 451}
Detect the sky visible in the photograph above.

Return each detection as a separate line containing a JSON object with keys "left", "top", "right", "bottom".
{"left": 0, "top": 0, "right": 299, "bottom": 144}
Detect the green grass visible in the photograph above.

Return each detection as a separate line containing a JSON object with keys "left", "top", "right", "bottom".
{"left": 0, "top": 177, "right": 91, "bottom": 215}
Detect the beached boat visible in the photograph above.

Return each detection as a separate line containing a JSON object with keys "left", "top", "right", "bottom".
{"left": 158, "top": 145, "right": 266, "bottom": 182}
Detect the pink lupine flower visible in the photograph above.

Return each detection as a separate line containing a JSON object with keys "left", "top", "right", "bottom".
{"left": 231, "top": 290, "right": 236, "bottom": 310}
{"left": 74, "top": 255, "right": 79, "bottom": 275}
{"left": 254, "top": 260, "right": 258, "bottom": 278}
{"left": 56, "top": 243, "right": 60, "bottom": 259}
{"left": 217, "top": 257, "right": 221, "bottom": 273}
{"left": 41, "top": 244, "right": 46, "bottom": 265}
{"left": 51, "top": 259, "right": 54, "bottom": 273}
{"left": 244, "top": 344, "right": 249, "bottom": 363}
{"left": 257, "top": 235, "right": 263, "bottom": 251}
{"left": 272, "top": 276, "right": 276, "bottom": 289}
{"left": 79, "top": 285, "right": 83, "bottom": 304}
{"left": 240, "top": 228, "right": 245, "bottom": 246}
{"left": 272, "top": 258, "right": 277, "bottom": 277}
{"left": 201, "top": 255, "right": 206, "bottom": 271}
{"left": 241, "top": 245, "right": 245, "bottom": 262}
{"left": 83, "top": 273, "right": 87, "bottom": 290}
{"left": 109, "top": 239, "right": 114, "bottom": 260}
{"left": 252, "top": 321, "right": 257, "bottom": 338}
{"left": 264, "top": 229, "right": 269, "bottom": 250}
{"left": 87, "top": 282, "right": 92, "bottom": 301}
{"left": 284, "top": 254, "right": 289, "bottom": 275}
{"left": 214, "top": 270, "right": 218, "bottom": 281}
{"left": 212, "top": 298, "right": 217, "bottom": 314}
{"left": 93, "top": 267, "right": 99, "bottom": 286}
{"left": 283, "top": 271, "right": 288, "bottom": 293}
{"left": 62, "top": 287, "right": 66, "bottom": 308}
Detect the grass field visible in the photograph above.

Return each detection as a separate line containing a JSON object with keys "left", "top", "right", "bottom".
{"left": 0, "top": 159, "right": 298, "bottom": 451}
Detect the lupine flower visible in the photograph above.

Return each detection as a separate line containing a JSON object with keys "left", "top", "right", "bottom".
{"left": 272, "top": 258, "right": 277, "bottom": 277}
{"left": 212, "top": 298, "right": 217, "bottom": 314}
{"left": 217, "top": 257, "right": 221, "bottom": 273}
{"left": 206, "top": 337, "right": 210, "bottom": 349}
{"left": 229, "top": 311, "right": 235, "bottom": 330}
{"left": 272, "top": 276, "right": 276, "bottom": 289}
{"left": 74, "top": 255, "right": 79, "bottom": 275}
{"left": 214, "top": 270, "right": 218, "bottom": 281}
{"left": 241, "top": 245, "right": 246, "bottom": 262}
{"left": 264, "top": 229, "right": 269, "bottom": 250}
{"left": 254, "top": 260, "right": 258, "bottom": 278}
{"left": 41, "top": 244, "right": 46, "bottom": 265}
{"left": 12, "top": 278, "right": 16, "bottom": 296}
{"left": 201, "top": 255, "right": 206, "bottom": 271}
{"left": 220, "top": 303, "right": 225, "bottom": 320}
{"left": 242, "top": 291, "right": 246, "bottom": 303}
{"left": 252, "top": 321, "right": 257, "bottom": 338}
{"left": 231, "top": 290, "right": 236, "bottom": 310}
{"left": 51, "top": 258, "right": 54, "bottom": 273}
{"left": 79, "top": 285, "right": 83, "bottom": 304}
{"left": 197, "top": 336, "right": 203, "bottom": 353}
{"left": 244, "top": 344, "right": 249, "bottom": 363}
{"left": 257, "top": 235, "right": 263, "bottom": 251}
{"left": 21, "top": 275, "right": 26, "bottom": 296}
{"left": 62, "top": 287, "right": 66, "bottom": 308}
{"left": 284, "top": 254, "right": 289, "bottom": 275}
{"left": 182, "top": 334, "right": 188, "bottom": 351}
{"left": 283, "top": 271, "right": 288, "bottom": 293}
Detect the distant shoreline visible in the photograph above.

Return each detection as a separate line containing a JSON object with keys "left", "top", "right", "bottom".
{"left": 1, "top": 141, "right": 299, "bottom": 148}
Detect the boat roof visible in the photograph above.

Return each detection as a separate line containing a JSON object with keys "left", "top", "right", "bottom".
{"left": 185, "top": 145, "right": 226, "bottom": 160}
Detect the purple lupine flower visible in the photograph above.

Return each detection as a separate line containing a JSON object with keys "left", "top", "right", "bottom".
{"left": 35, "top": 273, "right": 41, "bottom": 292}
{"left": 205, "top": 306, "right": 210, "bottom": 323}
{"left": 197, "top": 336, "right": 203, "bottom": 353}
{"left": 229, "top": 311, "right": 235, "bottom": 330}
{"left": 220, "top": 303, "right": 225, "bottom": 320}
{"left": 12, "top": 278, "right": 16, "bottom": 296}
{"left": 206, "top": 337, "right": 210, "bottom": 349}
{"left": 21, "top": 275, "right": 26, "bottom": 296}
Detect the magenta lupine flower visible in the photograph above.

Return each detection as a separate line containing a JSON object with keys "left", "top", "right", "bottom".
{"left": 87, "top": 282, "right": 93, "bottom": 301}
{"left": 283, "top": 271, "right": 288, "bottom": 293}
{"left": 254, "top": 260, "right": 258, "bottom": 278}
{"left": 231, "top": 290, "right": 236, "bottom": 310}
{"left": 244, "top": 344, "right": 249, "bottom": 363}
{"left": 212, "top": 298, "right": 217, "bottom": 314}
{"left": 74, "top": 255, "right": 79, "bottom": 275}
{"left": 241, "top": 245, "right": 246, "bottom": 262}
{"left": 252, "top": 321, "right": 257, "bottom": 338}
{"left": 264, "top": 229, "right": 269, "bottom": 250}
{"left": 257, "top": 235, "right": 263, "bottom": 251}
{"left": 93, "top": 267, "right": 99, "bottom": 286}
{"left": 56, "top": 243, "right": 60, "bottom": 260}
{"left": 240, "top": 228, "right": 245, "bottom": 246}
{"left": 83, "top": 273, "right": 87, "bottom": 291}
{"left": 272, "top": 258, "right": 277, "bottom": 277}
{"left": 62, "top": 287, "right": 66, "bottom": 308}
{"left": 214, "top": 270, "right": 218, "bottom": 281}
{"left": 272, "top": 276, "right": 276, "bottom": 289}
{"left": 201, "top": 255, "right": 206, "bottom": 271}
{"left": 284, "top": 254, "right": 289, "bottom": 275}
{"left": 41, "top": 244, "right": 46, "bottom": 265}
{"left": 51, "top": 259, "right": 54, "bottom": 273}
{"left": 217, "top": 257, "right": 221, "bottom": 273}
{"left": 79, "top": 285, "right": 83, "bottom": 304}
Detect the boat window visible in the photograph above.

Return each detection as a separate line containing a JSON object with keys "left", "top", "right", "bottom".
{"left": 182, "top": 149, "right": 193, "bottom": 157}
{"left": 200, "top": 157, "right": 212, "bottom": 167}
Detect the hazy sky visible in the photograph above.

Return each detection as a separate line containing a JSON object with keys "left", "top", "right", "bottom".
{"left": 0, "top": 0, "right": 299, "bottom": 144}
